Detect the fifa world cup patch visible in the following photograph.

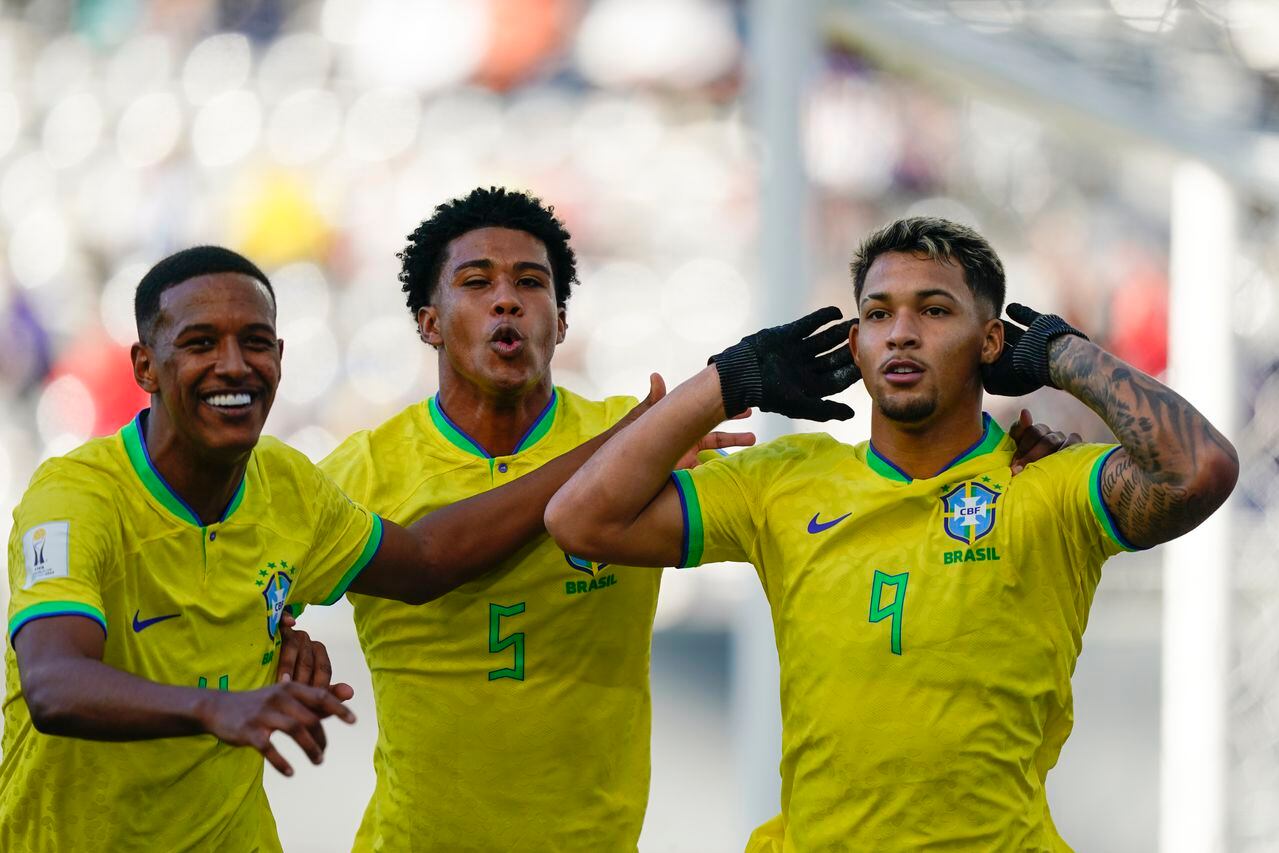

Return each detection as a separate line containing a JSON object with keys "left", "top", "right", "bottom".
{"left": 940, "top": 480, "right": 1001, "bottom": 544}
{"left": 22, "top": 521, "right": 70, "bottom": 589}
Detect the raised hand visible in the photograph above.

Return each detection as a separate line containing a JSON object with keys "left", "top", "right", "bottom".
{"left": 623, "top": 374, "right": 756, "bottom": 470}
{"left": 1007, "top": 409, "right": 1082, "bottom": 475}
{"left": 198, "top": 682, "right": 356, "bottom": 777}
{"left": 617, "top": 372, "right": 669, "bottom": 429}
{"left": 711, "top": 306, "right": 861, "bottom": 422}
{"left": 983, "top": 303, "right": 1087, "bottom": 396}
{"left": 676, "top": 410, "right": 755, "bottom": 469}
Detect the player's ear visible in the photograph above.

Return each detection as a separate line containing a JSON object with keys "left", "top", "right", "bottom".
{"left": 419, "top": 305, "right": 443, "bottom": 349}
{"left": 556, "top": 304, "right": 567, "bottom": 345}
{"left": 131, "top": 341, "right": 159, "bottom": 394}
{"left": 849, "top": 316, "right": 861, "bottom": 370}
{"left": 980, "top": 316, "right": 1003, "bottom": 365}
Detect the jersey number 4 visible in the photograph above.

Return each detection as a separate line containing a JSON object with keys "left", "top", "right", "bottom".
{"left": 488, "top": 602, "right": 526, "bottom": 681}
{"left": 869, "top": 570, "right": 908, "bottom": 655}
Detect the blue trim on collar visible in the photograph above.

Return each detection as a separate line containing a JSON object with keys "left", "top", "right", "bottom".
{"left": 866, "top": 413, "right": 1000, "bottom": 484}
{"left": 135, "top": 411, "right": 206, "bottom": 523}
{"left": 936, "top": 413, "right": 995, "bottom": 475}
{"left": 431, "top": 394, "right": 493, "bottom": 459}
{"left": 134, "top": 410, "right": 246, "bottom": 525}
{"left": 866, "top": 442, "right": 914, "bottom": 482}
{"left": 512, "top": 389, "right": 559, "bottom": 454}
{"left": 432, "top": 389, "right": 561, "bottom": 458}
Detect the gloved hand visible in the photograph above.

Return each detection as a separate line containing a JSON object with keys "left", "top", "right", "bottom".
{"left": 710, "top": 306, "right": 860, "bottom": 421}
{"left": 982, "top": 302, "right": 1088, "bottom": 396}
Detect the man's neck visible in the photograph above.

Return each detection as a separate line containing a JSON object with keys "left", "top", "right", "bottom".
{"left": 143, "top": 408, "right": 249, "bottom": 526}
{"left": 868, "top": 403, "right": 988, "bottom": 481}
{"left": 435, "top": 371, "right": 555, "bottom": 458}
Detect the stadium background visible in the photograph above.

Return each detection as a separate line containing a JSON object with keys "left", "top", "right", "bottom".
{"left": 0, "top": 1, "right": 1273, "bottom": 850}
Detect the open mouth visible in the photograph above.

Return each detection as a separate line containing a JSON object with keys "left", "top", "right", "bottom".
{"left": 489, "top": 325, "right": 525, "bottom": 357}
{"left": 201, "top": 391, "right": 257, "bottom": 414}
{"left": 883, "top": 360, "right": 925, "bottom": 386}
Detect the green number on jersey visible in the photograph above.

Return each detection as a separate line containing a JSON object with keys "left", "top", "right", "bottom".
{"left": 488, "top": 602, "right": 526, "bottom": 681}
{"left": 197, "top": 674, "right": 230, "bottom": 690}
{"left": 869, "top": 571, "right": 908, "bottom": 655}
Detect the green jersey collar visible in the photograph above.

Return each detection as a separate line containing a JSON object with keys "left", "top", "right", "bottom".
{"left": 427, "top": 389, "right": 560, "bottom": 459}
{"left": 866, "top": 413, "right": 1006, "bottom": 484}
{"left": 121, "top": 411, "right": 247, "bottom": 527}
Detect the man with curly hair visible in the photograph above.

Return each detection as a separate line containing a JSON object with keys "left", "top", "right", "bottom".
{"left": 317, "top": 186, "right": 743, "bottom": 850}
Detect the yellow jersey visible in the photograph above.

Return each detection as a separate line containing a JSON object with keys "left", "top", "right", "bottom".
{"left": 320, "top": 387, "right": 662, "bottom": 852}
{"left": 670, "top": 414, "right": 1137, "bottom": 851}
{"left": 2, "top": 411, "right": 382, "bottom": 853}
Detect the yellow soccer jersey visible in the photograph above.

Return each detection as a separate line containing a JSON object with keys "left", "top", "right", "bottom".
{"left": 2, "top": 411, "right": 382, "bottom": 853}
{"left": 320, "top": 386, "right": 661, "bottom": 852}
{"left": 670, "top": 414, "right": 1138, "bottom": 851}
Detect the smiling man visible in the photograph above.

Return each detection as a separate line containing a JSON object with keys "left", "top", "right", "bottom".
{"left": 0, "top": 245, "right": 691, "bottom": 852}
{"left": 546, "top": 216, "right": 1239, "bottom": 850}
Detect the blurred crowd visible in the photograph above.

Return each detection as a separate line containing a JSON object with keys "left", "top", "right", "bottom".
{"left": 0, "top": 0, "right": 1274, "bottom": 643}
{"left": 0, "top": 0, "right": 755, "bottom": 523}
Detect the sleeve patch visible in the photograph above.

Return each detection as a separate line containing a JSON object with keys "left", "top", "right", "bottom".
{"left": 22, "top": 521, "right": 70, "bottom": 589}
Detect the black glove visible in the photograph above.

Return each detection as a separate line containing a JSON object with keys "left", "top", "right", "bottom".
{"left": 982, "top": 302, "right": 1088, "bottom": 396}
{"left": 710, "top": 306, "right": 860, "bottom": 422}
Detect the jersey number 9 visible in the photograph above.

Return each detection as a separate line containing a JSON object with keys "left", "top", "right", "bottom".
{"left": 869, "top": 571, "right": 908, "bottom": 655}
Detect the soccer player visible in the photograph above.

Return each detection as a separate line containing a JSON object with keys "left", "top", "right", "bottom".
{"left": 317, "top": 190, "right": 1081, "bottom": 850}
{"left": 0, "top": 246, "right": 684, "bottom": 852}
{"left": 546, "top": 217, "right": 1239, "bottom": 850}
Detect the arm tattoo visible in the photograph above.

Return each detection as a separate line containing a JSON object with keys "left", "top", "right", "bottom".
{"left": 1048, "top": 335, "right": 1237, "bottom": 547}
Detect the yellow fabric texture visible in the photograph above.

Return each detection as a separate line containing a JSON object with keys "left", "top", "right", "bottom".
{"left": 674, "top": 416, "right": 1131, "bottom": 851}
{"left": 320, "top": 387, "right": 662, "bottom": 852}
{"left": 2, "top": 415, "right": 380, "bottom": 852}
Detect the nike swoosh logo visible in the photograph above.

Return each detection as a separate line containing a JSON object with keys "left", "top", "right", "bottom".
{"left": 807, "top": 512, "right": 851, "bottom": 534}
{"left": 132, "top": 610, "right": 181, "bottom": 632}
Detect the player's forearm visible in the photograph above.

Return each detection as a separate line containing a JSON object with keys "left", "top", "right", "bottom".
{"left": 1048, "top": 334, "right": 1239, "bottom": 542}
{"left": 548, "top": 367, "right": 725, "bottom": 548}
{"left": 22, "top": 655, "right": 214, "bottom": 741}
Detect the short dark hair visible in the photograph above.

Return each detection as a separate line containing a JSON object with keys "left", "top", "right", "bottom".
{"left": 399, "top": 186, "right": 577, "bottom": 322}
{"left": 850, "top": 217, "right": 1005, "bottom": 317}
{"left": 135, "top": 246, "right": 275, "bottom": 343}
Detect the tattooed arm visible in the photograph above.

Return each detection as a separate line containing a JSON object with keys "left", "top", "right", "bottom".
{"left": 1048, "top": 335, "right": 1238, "bottom": 548}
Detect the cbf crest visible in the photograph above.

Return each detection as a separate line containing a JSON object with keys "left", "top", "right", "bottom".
{"left": 940, "top": 480, "right": 1001, "bottom": 544}
{"left": 565, "top": 553, "right": 609, "bottom": 578}
{"left": 262, "top": 570, "right": 293, "bottom": 639}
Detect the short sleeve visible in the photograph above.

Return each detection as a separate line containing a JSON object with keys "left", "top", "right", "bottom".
{"left": 289, "top": 465, "right": 383, "bottom": 607}
{"left": 317, "top": 430, "right": 375, "bottom": 507}
{"left": 1016, "top": 442, "right": 1144, "bottom": 561}
{"left": 669, "top": 448, "right": 766, "bottom": 568}
{"left": 7, "top": 468, "right": 115, "bottom": 645}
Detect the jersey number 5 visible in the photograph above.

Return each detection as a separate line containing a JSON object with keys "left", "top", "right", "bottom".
{"left": 488, "top": 602, "right": 526, "bottom": 681}
{"left": 869, "top": 570, "right": 908, "bottom": 655}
